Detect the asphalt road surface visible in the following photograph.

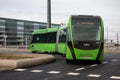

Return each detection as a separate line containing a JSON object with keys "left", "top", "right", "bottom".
{"left": 0, "top": 53, "right": 120, "bottom": 80}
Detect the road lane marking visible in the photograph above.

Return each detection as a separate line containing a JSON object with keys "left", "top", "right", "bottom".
{"left": 88, "top": 74, "right": 101, "bottom": 77}
{"left": 102, "top": 61, "right": 108, "bottom": 64}
{"left": 90, "top": 64, "right": 98, "bottom": 67}
{"left": 67, "top": 72, "right": 80, "bottom": 76}
{"left": 30, "top": 70, "right": 43, "bottom": 73}
{"left": 75, "top": 67, "right": 85, "bottom": 71}
{"left": 110, "top": 76, "right": 120, "bottom": 79}
{"left": 111, "top": 59, "right": 119, "bottom": 62}
{"left": 47, "top": 71, "right": 61, "bottom": 74}
{"left": 14, "top": 69, "right": 27, "bottom": 71}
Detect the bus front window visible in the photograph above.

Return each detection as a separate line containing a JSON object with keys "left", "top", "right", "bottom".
{"left": 72, "top": 17, "right": 101, "bottom": 49}
{"left": 72, "top": 18, "right": 101, "bottom": 41}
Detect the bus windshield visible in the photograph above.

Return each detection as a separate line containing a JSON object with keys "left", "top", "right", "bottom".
{"left": 72, "top": 17, "right": 101, "bottom": 41}
{"left": 31, "top": 32, "right": 56, "bottom": 43}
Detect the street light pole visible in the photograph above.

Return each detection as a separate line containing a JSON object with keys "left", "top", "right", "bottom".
{"left": 47, "top": 0, "right": 51, "bottom": 28}
{"left": 107, "top": 26, "right": 109, "bottom": 47}
{"left": 25, "top": 36, "right": 28, "bottom": 49}
{"left": 4, "top": 35, "right": 7, "bottom": 48}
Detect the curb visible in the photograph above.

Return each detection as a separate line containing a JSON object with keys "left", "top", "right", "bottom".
{"left": 0, "top": 54, "right": 56, "bottom": 68}
{"left": 17, "top": 55, "right": 55, "bottom": 68}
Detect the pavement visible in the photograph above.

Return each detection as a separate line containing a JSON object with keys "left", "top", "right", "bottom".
{"left": 0, "top": 53, "right": 120, "bottom": 80}
{"left": 0, "top": 47, "right": 120, "bottom": 71}
{"left": 0, "top": 47, "right": 30, "bottom": 53}
{"left": 0, "top": 47, "right": 120, "bottom": 53}
{"left": 0, "top": 48, "right": 56, "bottom": 69}
{"left": 104, "top": 47, "right": 120, "bottom": 53}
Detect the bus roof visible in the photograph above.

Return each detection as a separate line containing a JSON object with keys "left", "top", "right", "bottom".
{"left": 32, "top": 27, "right": 59, "bottom": 34}
{"left": 71, "top": 15, "right": 101, "bottom": 19}
{"left": 32, "top": 24, "right": 68, "bottom": 35}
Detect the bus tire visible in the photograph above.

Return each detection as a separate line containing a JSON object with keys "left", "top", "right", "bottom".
{"left": 32, "top": 51, "right": 37, "bottom": 53}
{"left": 96, "top": 60, "right": 101, "bottom": 64}
{"left": 66, "top": 59, "right": 73, "bottom": 63}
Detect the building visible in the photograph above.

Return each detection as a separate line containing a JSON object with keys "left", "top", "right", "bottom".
{"left": 104, "top": 39, "right": 115, "bottom": 47}
{"left": 0, "top": 17, "right": 60, "bottom": 46}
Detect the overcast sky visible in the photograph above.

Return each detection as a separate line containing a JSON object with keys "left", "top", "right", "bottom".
{"left": 0, "top": 0, "right": 120, "bottom": 42}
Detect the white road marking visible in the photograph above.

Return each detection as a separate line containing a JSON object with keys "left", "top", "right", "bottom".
{"left": 30, "top": 70, "right": 43, "bottom": 73}
{"left": 67, "top": 72, "right": 80, "bottom": 76}
{"left": 75, "top": 67, "right": 85, "bottom": 71}
{"left": 14, "top": 69, "right": 27, "bottom": 71}
{"left": 102, "top": 61, "right": 108, "bottom": 64}
{"left": 47, "top": 71, "right": 61, "bottom": 74}
{"left": 88, "top": 74, "right": 101, "bottom": 77}
{"left": 111, "top": 59, "right": 119, "bottom": 62}
{"left": 110, "top": 76, "right": 120, "bottom": 79}
{"left": 90, "top": 64, "right": 98, "bottom": 67}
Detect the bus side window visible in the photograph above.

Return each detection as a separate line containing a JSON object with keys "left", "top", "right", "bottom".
{"left": 96, "top": 26, "right": 101, "bottom": 40}
{"left": 66, "top": 26, "right": 70, "bottom": 42}
{"left": 47, "top": 32, "right": 57, "bottom": 43}
{"left": 32, "top": 34, "right": 39, "bottom": 43}
{"left": 59, "top": 30, "right": 66, "bottom": 43}
{"left": 36, "top": 37, "right": 39, "bottom": 41}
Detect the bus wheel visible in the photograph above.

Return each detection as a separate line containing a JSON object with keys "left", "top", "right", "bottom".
{"left": 96, "top": 61, "right": 101, "bottom": 64}
{"left": 32, "top": 51, "right": 37, "bottom": 53}
{"left": 66, "top": 59, "right": 72, "bottom": 63}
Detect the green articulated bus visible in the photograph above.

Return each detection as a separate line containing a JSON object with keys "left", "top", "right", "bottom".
{"left": 30, "top": 26, "right": 67, "bottom": 55}
{"left": 30, "top": 15, "right": 104, "bottom": 63}
{"left": 66, "top": 15, "right": 104, "bottom": 63}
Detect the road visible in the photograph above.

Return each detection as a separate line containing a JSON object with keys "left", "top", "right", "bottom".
{"left": 0, "top": 53, "right": 120, "bottom": 80}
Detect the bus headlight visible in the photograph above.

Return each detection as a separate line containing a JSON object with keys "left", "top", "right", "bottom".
{"left": 31, "top": 45, "right": 34, "bottom": 47}
{"left": 81, "top": 56, "right": 92, "bottom": 59}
